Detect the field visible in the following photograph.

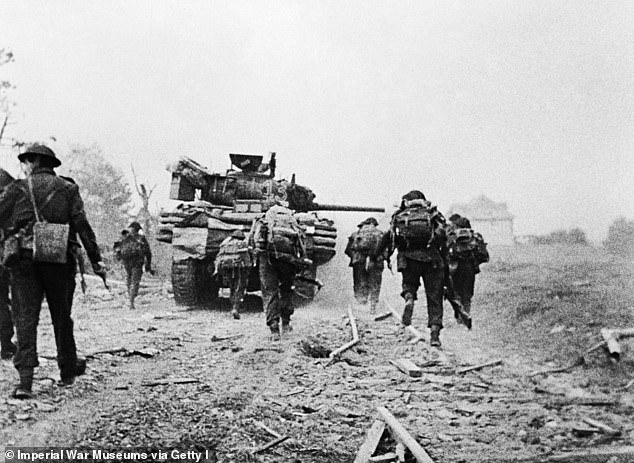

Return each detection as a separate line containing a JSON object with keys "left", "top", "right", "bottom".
{"left": 0, "top": 243, "right": 633, "bottom": 462}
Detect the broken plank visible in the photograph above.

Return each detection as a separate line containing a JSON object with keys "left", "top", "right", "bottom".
{"left": 456, "top": 359, "right": 502, "bottom": 374}
{"left": 601, "top": 328, "right": 621, "bottom": 361}
{"left": 328, "top": 305, "right": 360, "bottom": 364}
{"left": 383, "top": 299, "right": 425, "bottom": 341}
{"left": 353, "top": 419, "right": 386, "bottom": 463}
{"left": 254, "top": 421, "right": 282, "bottom": 439}
{"left": 517, "top": 446, "right": 634, "bottom": 463}
{"left": 251, "top": 435, "right": 289, "bottom": 455}
{"left": 389, "top": 359, "right": 423, "bottom": 378}
{"left": 369, "top": 453, "right": 398, "bottom": 462}
{"left": 141, "top": 378, "right": 199, "bottom": 387}
{"left": 281, "top": 387, "right": 305, "bottom": 397}
{"left": 395, "top": 442, "right": 406, "bottom": 462}
{"left": 374, "top": 311, "right": 393, "bottom": 321}
{"left": 376, "top": 407, "right": 435, "bottom": 463}
{"left": 582, "top": 417, "right": 621, "bottom": 435}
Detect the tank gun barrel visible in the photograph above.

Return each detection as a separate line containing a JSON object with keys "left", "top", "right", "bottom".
{"left": 312, "top": 203, "right": 385, "bottom": 213}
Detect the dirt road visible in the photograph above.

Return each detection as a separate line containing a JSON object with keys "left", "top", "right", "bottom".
{"left": 1, "top": 245, "right": 633, "bottom": 462}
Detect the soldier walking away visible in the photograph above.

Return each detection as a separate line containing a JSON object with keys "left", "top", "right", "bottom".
{"left": 118, "top": 221, "right": 153, "bottom": 310}
{"left": 344, "top": 217, "right": 390, "bottom": 313}
{"left": 250, "top": 204, "right": 311, "bottom": 341}
{"left": 446, "top": 214, "right": 489, "bottom": 328}
{"left": 214, "top": 229, "right": 252, "bottom": 319}
{"left": 389, "top": 190, "right": 447, "bottom": 347}
{"left": 0, "top": 168, "right": 16, "bottom": 360}
{"left": 0, "top": 144, "right": 106, "bottom": 399}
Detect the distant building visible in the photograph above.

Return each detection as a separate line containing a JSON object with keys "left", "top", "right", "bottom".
{"left": 448, "top": 195, "right": 514, "bottom": 246}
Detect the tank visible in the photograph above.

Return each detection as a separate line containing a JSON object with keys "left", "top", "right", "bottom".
{"left": 158, "top": 153, "right": 385, "bottom": 307}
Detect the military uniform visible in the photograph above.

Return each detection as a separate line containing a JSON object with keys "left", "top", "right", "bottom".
{"left": 250, "top": 205, "right": 305, "bottom": 338}
{"left": 0, "top": 168, "right": 16, "bottom": 359}
{"left": 344, "top": 217, "right": 389, "bottom": 313}
{"left": 214, "top": 230, "right": 251, "bottom": 319}
{"left": 389, "top": 190, "right": 447, "bottom": 347}
{"left": 0, "top": 145, "right": 104, "bottom": 397}
{"left": 446, "top": 215, "right": 489, "bottom": 324}
{"left": 118, "top": 222, "right": 152, "bottom": 310}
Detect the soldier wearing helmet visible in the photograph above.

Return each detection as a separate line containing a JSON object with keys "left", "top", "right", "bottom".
{"left": 0, "top": 144, "right": 106, "bottom": 398}
{"left": 117, "top": 221, "right": 153, "bottom": 310}
{"left": 388, "top": 190, "right": 447, "bottom": 347}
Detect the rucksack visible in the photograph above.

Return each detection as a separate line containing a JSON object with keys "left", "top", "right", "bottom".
{"left": 392, "top": 199, "right": 438, "bottom": 247}
{"left": 264, "top": 206, "right": 310, "bottom": 267}
{"left": 448, "top": 228, "right": 489, "bottom": 264}
{"left": 351, "top": 225, "right": 384, "bottom": 257}
{"left": 216, "top": 237, "right": 251, "bottom": 273}
{"left": 119, "top": 235, "right": 146, "bottom": 261}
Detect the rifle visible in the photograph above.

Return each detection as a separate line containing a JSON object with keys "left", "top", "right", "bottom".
{"left": 71, "top": 245, "right": 87, "bottom": 295}
{"left": 294, "top": 275, "right": 323, "bottom": 293}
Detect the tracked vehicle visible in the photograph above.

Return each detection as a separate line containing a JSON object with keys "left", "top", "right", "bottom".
{"left": 158, "top": 153, "right": 384, "bottom": 307}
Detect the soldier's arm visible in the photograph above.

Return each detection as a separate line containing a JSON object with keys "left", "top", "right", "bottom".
{"left": 344, "top": 234, "right": 354, "bottom": 257}
{"left": 0, "top": 183, "right": 19, "bottom": 230}
{"left": 143, "top": 236, "right": 153, "bottom": 271}
{"left": 67, "top": 183, "right": 102, "bottom": 266}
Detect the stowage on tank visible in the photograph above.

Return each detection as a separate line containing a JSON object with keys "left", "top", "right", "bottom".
{"left": 158, "top": 152, "right": 385, "bottom": 307}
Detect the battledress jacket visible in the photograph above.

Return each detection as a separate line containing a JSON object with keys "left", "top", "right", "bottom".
{"left": 0, "top": 167, "right": 102, "bottom": 265}
{"left": 389, "top": 206, "right": 448, "bottom": 267}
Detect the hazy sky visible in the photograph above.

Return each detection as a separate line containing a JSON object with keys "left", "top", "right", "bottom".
{"left": 1, "top": 1, "right": 633, "bottom": 241}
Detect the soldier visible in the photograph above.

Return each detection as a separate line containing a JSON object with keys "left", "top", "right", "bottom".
{"left": 446, "top": 214, "right": 489, "bottom": 327}
{"left": 0, "top": 168, "right": 16, "bottom": 360}
{"left": 214, "top": 229, "right": 252, "bottom": 319}
{"left": 344, "top": 217, "right": 389, "bottom": 313}
{"left": 389, "top": 190, "right": 447, "bottom": 347}
{"left": 0, "top": 144, "right": 106, "bottom": 398}
{"left": 118, "top": 221, "right": 153, "bottom": 310}
{"left": 250, "top": 204, "right": 310, "bottom": 341}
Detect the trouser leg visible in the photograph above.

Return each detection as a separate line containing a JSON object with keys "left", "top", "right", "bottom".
{"left": 368, "top": 267, "right": 383, "bottom": 310}
{"left": 40, "top": 263, "right": 77, "bottom": 378}
{"left": 352, "top": 264, "right": 368, "bottom": 304}
{"left": 260, "top": 257, "right": 281, "bottom": 330}
{"left": 421, "top": 262, "right": 445, "bottom": 328}
{"left": 0, "top": 273, "right": 15, "bottom": 352}
{"left": 129, "top": 266, "right": 143, "bottom": 303}
{"left": 453, "top": 262, "right": 476, "bottom": 314}
{"left": 10, "top": 260, "right": 44, "bottom": 374}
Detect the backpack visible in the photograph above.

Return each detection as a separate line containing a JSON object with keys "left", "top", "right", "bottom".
{"left": 216, "top": 237, "right": 251, "bottom": 273}
{"left": 392, "top": 199, "right": 438, "bottom": 247}
{"left": 473, "top": 232, "right": 489, "bottom": 264}
{"left": 448, "top": 228, "right": 489, "bottom": 264}
{"left": 264, "top": 206, "right": 310, "bottom": 267}
{"left": 119, "top": 235, "right": 146, "bottom": 261}
{"left": 351, "top": 225, "right": 384, "bottom": 257}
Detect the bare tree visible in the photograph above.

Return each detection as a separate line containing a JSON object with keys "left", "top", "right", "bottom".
{"left": 131, "top": 164, "right": 156, "bottom": 236}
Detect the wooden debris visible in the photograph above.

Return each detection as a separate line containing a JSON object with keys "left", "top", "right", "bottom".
{"left": 251, "top": 435, "right": 290, "bottom": 455}
{"left": 281, "top": 387, "right": 305, "bottom": 397}
{"left": 395, "top": 442, "right": 406, "bottom": 462}
{"left": 582, "top": 417, "right": 621, "bottom": 435}
{"left": 327, "top": 305, "right": 359, "bottom": 365}
{"left": 517, "top": 446, "right": 634, "bottom": 463}
{"left": 374, "top": 311, "right": 393, "bottom": 321}
{"left": 383, "top": 299, "right": 424, "bottom": 343}
{"left": 369, "top": 453, "right": 398, "bottom": 462}
{"left": 141, "top": 377, "right": 199, "bottom": 387}
{"left": 376, "top": 406, "right": 435, "bottom": 463}
{"left": 210, "top": 334, "right": 244, "bottom": 342}
{"left": 600, "top": 328, "right": 634, "bottom": 362}
{"left": 389, "top": 359, "right": 423, "bottom": 378}
{"left": 353, "top": 419, "right": 386, "bottom": 463}
{"left": 456, "top": 359, "right": 503, "bottom": 374}
{"left": 528, "top": 355, "right": 585, "bottom": 377}
{"left": 85, "top": 347, "right": 128, "bottom": 358}
{"left": 254, "top": 421, "right": 282, "bottom": 439}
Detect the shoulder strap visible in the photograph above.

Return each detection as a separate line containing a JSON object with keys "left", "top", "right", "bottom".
{"left": 26, "top": 175, "right": 42, "bottom": 223}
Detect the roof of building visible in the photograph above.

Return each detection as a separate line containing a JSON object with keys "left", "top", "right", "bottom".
{"left": 449, "top": 195, "right": 514, "bottom": 221}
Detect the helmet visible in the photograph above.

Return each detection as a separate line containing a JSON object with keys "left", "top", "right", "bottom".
{"left": 358, "top": 217, "right": 378, "bottom": 228}
{"left": 18, "top": 144, "right": 61, "bottom": 168}
{"left": 401, "top": 190, "right": 426, "bottom": 202}
{"left": 128, "top": 221, "right": 142, "bottom": 231}
{"left": 448, "top": 214, "right": 462, "bottom": 224}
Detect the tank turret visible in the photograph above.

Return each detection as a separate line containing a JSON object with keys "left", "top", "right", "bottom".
{"left": 161, "top": 153, "right": 385, "bottom": 307}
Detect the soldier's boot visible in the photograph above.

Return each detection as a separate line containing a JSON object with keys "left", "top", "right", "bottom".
{"left": 281, "top": 318, "right": 293, "bottom": 333}
{"left": 269, "top": 324, "right": 281, "bottom": 342}
{"left": 60, "top": 357, "right": 87, "bottom": 386}
{"left": 231, "top": 308, "right": 240, "bottom": 320}
{"left": 402, "top": 296, "right": 415, "bottom": 326}
{"left": 430, "top": 325, "right": 442, "bottom": 347}
{"left": 1, "top": 340, "right": 16, "bottom": 360}
{"left": 13, "top": 368, "right": 34, "bottom": 399}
